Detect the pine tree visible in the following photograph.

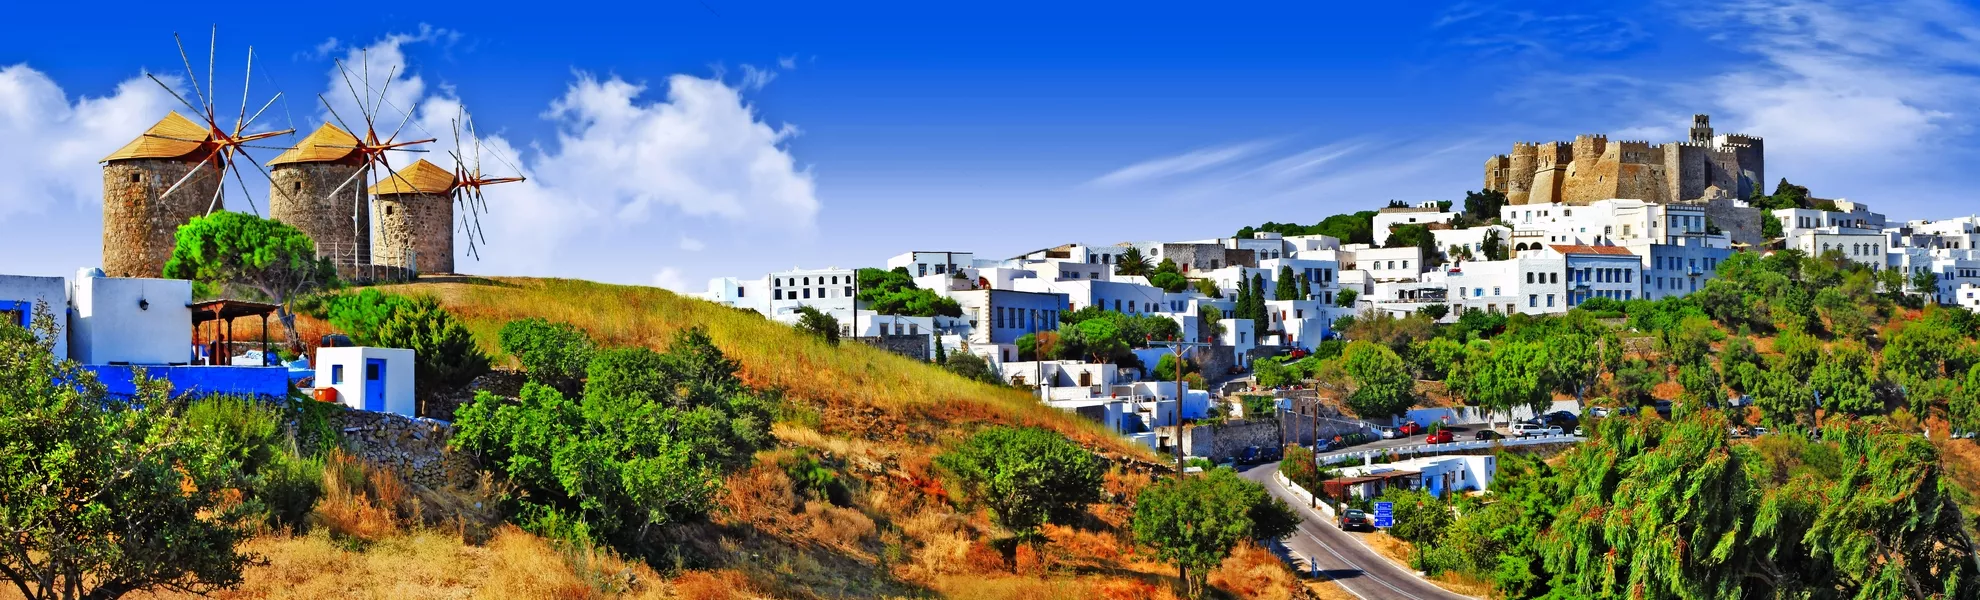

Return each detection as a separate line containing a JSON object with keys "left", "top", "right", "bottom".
{"left": 1249, "top": 273, "right": 1268, "bottom": 340}
{"left": 1276, "top": 266, "right": 1298, "bottom": 300}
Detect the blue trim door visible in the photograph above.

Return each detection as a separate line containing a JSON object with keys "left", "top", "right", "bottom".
{"left": 364, "top": 359, "right": 387, "bottom": 412}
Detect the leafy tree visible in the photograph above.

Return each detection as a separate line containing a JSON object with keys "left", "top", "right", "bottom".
{"left": 1248, "top": 273, "right": 1269, "bottom": 340}
{"left": 1133, "top": 468, "right": 1300, "bottom": 598}
{"left": 1382, "top": 488, "right": 1453, "bottom": 564}
{"left": 1481, "top": 228, "right": 1508, "bottom": 261}
{"left": 1543, "top": 333, "right": 1601, "bottom": 400}
{"left": 856, "top": 267, "right": 963, "bottom": 317}
{"left": 1253, "top": 356, "right": 1293, "bottom": 388}
{"left": 378, "top": 295, "right": 491, "bottom": 397}
{"left": 1462, "top": 188, "right": 1507, "bottom": 222}
{"left": 1762, "top": 211, "right": 1784, "bottom": 238}
{"left": 1278, "top": 446, "right": 1329, "bottom": 491}
{"left": 1337, "top": 288, "right": 1359, "bottom": 308}
{"left": 944, "top": 351, "right": 997, "bottom": 383}
{"left": 1719, "top": 336, "right": 1763, "bottom": 394}
{"left": 794, "top": 306, "right": 840, "bottom": 346}
{"left": 1773, "top": 330, "right": 1822, "bottom": 381}
{"left": 163, "top": 211, "right": 337, "bottom": 352}
{"left": 1612, "top": 358, "right": 1662, "bottom": 405}
{"left": 1417, "top": 304, "right": 1450, "bottom": 320}
{"left": 1275, "top": 266, "right": 1299, "bottom": 300}
{"left": 1912, "top": 270, "right": 1941, "bottom": 299}
{"left": 1149, "top": 271, "right": 1188, "bottom": 294}
{"left": 0, "top": 308, "right": 252, "bottom": 600}
{"left": 1810, "top": 343, "right": 1878, "bottom": 414}
{"left": 1242, "top": 395, "right": 1278, "bottom": 421}
{"left": 1116, "top": 247, "right": 1155, "bottom": 277}
{"left": 1464, "top": 341, "right": 1553, "bottom": 423}
{"left": 1201, "top": 305, "right": 1226, "bottom": 340}
{"left": 936, "top": 427, "right": 1104, "bottom": 536}
{"left": 1408, "top": 337, "right": 1465, "bottom": 380}
{"left": 452, "top": 328, "right": 771, "bottom": 559}
{"left": 1193, "top": 278, "right": 1222, "bottom": 298}
{"left": 499, "top": 317, "right": 597, "bottom": 388}
{"left": 1752, "top": 363, "right": 1812, "bottom": 429}
{"left": 1678, "top": 361, "right": 1723, "bottom": 407}
{"left": 1815, "top": 287, "right": 1871, "bottom": 340}
{"left": 1386, "top": 224, "right": 1442, "bottom": 265}
{"left": 1342, "top": 341, "right": 1415, "bottom": 418}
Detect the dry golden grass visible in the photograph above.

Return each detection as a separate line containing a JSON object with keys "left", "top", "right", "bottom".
{"left": 370, "top": 277, "right": 1152, "bottom": 461}
{"left": 1207, "top": 542, "right": 1304, "bottom": 600}
{"left": 1305, "top": 579, "right": 1359, "bottom": 600}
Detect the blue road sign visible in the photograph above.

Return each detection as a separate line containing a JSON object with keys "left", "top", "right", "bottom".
{"left": 1373, "top": 502, "right": 1394, "bottom": 528}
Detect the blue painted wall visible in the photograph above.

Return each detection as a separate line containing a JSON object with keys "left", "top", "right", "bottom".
{"left": 82, "top": 365, "right": 290, "bottom": 399}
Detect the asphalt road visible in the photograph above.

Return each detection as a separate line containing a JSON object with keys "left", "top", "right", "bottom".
{"left": 1240, "top": 462, "right": 1474, "bottom": 600}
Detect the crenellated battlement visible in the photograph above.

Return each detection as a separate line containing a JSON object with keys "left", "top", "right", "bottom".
{"left": 1487, "top": 113, "right": 1763, "bottom": 205}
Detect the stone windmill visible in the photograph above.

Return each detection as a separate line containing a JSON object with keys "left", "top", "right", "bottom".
{"left": 269, "top": 123, "right": 369, "bottom": 277}
{"left": 369, "top": 159, "right": 458, "bottom": 274}
{"left": 102, "top": 28, "right": 294, "bottom": 278}
{"left": 443, "top": 109, "right": 526, "bottom": 261}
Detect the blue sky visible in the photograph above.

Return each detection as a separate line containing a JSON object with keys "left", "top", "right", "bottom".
{"left": 4, "top": 0, "right": 1979, "bottom": 290}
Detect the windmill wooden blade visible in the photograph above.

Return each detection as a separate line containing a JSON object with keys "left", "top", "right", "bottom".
{"left": 244, "top": 91, "right": 281, "bottom": 135}
{"left": 236, "top": 46, "right": 253, "bottom": 138}
{"left": 324, "top": 159, "right": 372, "bottom": 198}
{"left": 147, "top": 74, "right": 208, "bottom": 121}
{"left": 333, "top": 59, "right": 373, "bottom": 132}
{"left": 206, "top": 26, "right": 216, "bottom": 123}
{"left": 160, "top": 152, "right": 220, "bottom": 200}
{"left": 205, "top": 164, "right": 225, "bottom": 214}
{"left": 173, "top": 33, "right": 210, "bottom": 119}
{"left": 226, "top": 149, "right": 264, "bottom": 216}
{"left": 319, "top": 94, "right": 359, "bottom": 139}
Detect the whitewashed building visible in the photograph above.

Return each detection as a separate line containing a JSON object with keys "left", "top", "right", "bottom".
{"left": 1372, "top": 202, "right": 1456, "bottom": 246}
{"left": 702, "top": 266, "right": 857, "bottom": 318}
{"left": 0, "top": 274, "right": 69, "bottom": 358}
{"left": 315, "top": 347, "right": 416, "bottom": 416}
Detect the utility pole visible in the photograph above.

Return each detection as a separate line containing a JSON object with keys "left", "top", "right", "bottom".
{"left": 1150, "top": 335, "right": 1211, "bottom": 479}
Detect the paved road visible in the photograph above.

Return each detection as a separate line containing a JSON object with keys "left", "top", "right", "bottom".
{"left": 1239, "top": 462, "right": 1474, "bottom": 600}
{"left": 1311, "top": 425, "right": 1483, "bottom": 462}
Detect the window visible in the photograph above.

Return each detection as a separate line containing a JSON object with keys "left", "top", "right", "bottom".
{"left": 1529, "top": 295, "right": 1538, "bottom": 307}
{"left": 331, "top": 364, "right": 345, "bottom": 384}
{"left": 385, "top": 205, "right": 394, "bottom": 215}
{"left": 737, "top": 288, "right": 745, "bottom": 298}
{"left": 803, "top": 277, "right": 811, "bottom": 285}
{"left": 996, "top": 307, "right": 1005, "bottom": 328}
{"left": 1474, "top": 287, "right": 1483, "bottom": 297}
{"left": 1527, "top": 272, "right": 1534, "bottom": 284}
{"left": 802, "top": 288, "right": 811, "bottom": 299}
{"left": 919, "top": 264, "right": 928, "bottom": 276}
{"left": 1547, "top": 294, "right": 1555, "bottom": 307}
{"left": 844, "top": 286, "right": 853, "bottom": 296}
{"left": 774, "top": 290, "right": 783, "bottom": 300}
{"left": 130, "top": 173, "right": 142, "bottom": 183}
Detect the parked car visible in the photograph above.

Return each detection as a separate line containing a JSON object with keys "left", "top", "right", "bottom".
{"left": 231, "top": 349, "right": 277, "bottom": 366}
{"left": 1474, "top": 430, "right": 1504, "bottom": 441}
{"left": 1339, "top": 509, "right": 1373, "bottom": 532}
{"left": 1239, "top": 446, "right": 1261, "bottom": 464}
{"left": 1510, "top": 423, "right": 1564, "bottom": 437}
{"left": 1589, "top": 406, "right": 1612, "bottom": 418}
{"left": 1426, "top": 430, "right": 1455, "bottom": 444}
{"left": 1544, "top": 411, "right": 1580, "bottom": 426}
{"left": 1260, "top": 445, "right": 1282, "bottom": 462}
{"left": 1379, "top": 427, "right": 1401, "bottom": 440}
{"left": 1397, "top": 421, "right": 1424, "bottom": 436}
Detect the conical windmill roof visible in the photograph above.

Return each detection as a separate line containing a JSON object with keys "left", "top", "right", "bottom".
{"left": 269, "top": 123, "right": 362, "bottom": 166}
{"left": 101, "top": 112, "right": 214, "bottom": 162}
{"left": 369, "top": 159, "right": 456, "bottom": 196}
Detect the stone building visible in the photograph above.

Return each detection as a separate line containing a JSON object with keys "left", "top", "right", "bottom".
{"left": 1484, "top": 115, "right": 1764, "bottom": 206}
{"left": 370, "top": 159, "right": 457, "bottom": 275}
{"left": 99, "top": 112, "right": 223, "bottom": 278}
{"left": 269, "top": 124, "right": 370, "bottom": 277}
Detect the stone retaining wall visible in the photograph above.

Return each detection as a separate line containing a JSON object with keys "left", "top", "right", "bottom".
{"left": 331, "top": 407, "right": 480, "bottom": 490}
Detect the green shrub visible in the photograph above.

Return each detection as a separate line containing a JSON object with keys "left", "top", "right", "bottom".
{"left": 312, "top": 290, "right": 490, "bottom": 397}
{"left": 498, "top": 318, "right": 596, "bottom": 386}
{"left": 782, "top": 450, "right": 852, "bottom": 507}
{"left": 936, "top": 426, "right": 1104, "bottom": 536}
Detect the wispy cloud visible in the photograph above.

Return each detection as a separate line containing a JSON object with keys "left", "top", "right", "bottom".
{"left": 1086, "top": 141, "right": 1271, "bottom": 188}
{"left": 1433, "top": 3, "right": 1650, "bottom": 60}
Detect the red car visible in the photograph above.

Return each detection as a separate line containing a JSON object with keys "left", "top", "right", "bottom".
{"left": 1397, "top": 421, "right": 1424, "bottom": 436}
{"left": 1425, "top": 430, "right": 1455, "bottom": 444}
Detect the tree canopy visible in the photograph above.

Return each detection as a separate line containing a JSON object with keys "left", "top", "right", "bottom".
{"left": 164, "top": 211, "right": 337, "bottom": 352}
{"left": 936, "top": 426, "right": 1104, "bottom": 536}
{"left": 1132, "top": 468, "right": 1299, "bottom": 598}
{"left": 856, "top": 267, "right": 963, "bottom": 317}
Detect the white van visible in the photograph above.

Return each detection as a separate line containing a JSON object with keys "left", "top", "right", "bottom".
{"left": 1510, "top": 423, "right": 1563, "bottom": 437}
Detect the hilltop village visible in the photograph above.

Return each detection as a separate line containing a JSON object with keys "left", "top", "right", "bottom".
{"left": 700, "top": 114, "right": 1980, "bottom": 448}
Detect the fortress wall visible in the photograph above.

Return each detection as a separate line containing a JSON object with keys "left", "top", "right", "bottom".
{"left": 1507, "top": 143, "right": 1537, "bottom": 205}
{"left": 1706, "top": 149, "right": 1742, "bottom": 200}
{"left": 1665, "top": 143, "right": 1709, "bottom": 202}
{"left": 1728, "top": 137, "right": 1764, "bottom": 199}
{"left": 1611, "top": 142, "right": 1667, "bottom": 204}
{"left": 1703, "top": 198, "right": 1764, "bottom": 248}
{"left": 1527, "top": 142, "right": 1573, "bottom": 205}
{"left": 1484, "top": 155, "right": 1509, "bottom": 193}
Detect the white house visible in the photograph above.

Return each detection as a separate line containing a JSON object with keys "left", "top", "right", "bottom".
{"left": 1351, "top": 246, "right": 1425, "bottom": 282}
{"left": 1372, "top": 203, "right": 1456, "bottom": 246}
{"left": 887, "top": 251, "right": 977, "bottom": 278}
{"left": 1433, "top": 225, "right": 1511, "bottom": 262}
{"left": 1334, "top": 454, "right": 1496, "bottom": 499}
{"left": 1556, "top": 244, "right": 1642, "bottom": 306}
{"left": 315, "top": 347, "right": 416, "bottom": 416}
{"left": 69, "top": 271, "right": 194, "bottom": 365}
{"left": 1955, "top": 283, "right": 1980, "bottom": 312}
{"left": 702, "top": 266, "right": 858, "bottom": 318}
{"left": 1447, "top": 252, "right": 1568, "bottom": 316}
{"left": 1774, "top": 201, "right": 1887, "bottom": 240}
{"left": 0, "top": 274, "right": 69, "bottom": 358}
{"left": 1791, "top": 227, "right": 1888, "bottom": 270}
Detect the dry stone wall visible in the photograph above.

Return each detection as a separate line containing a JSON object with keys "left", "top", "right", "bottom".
{"left": 101, "top": 159, "right": 222, "bottom": 278}
{"left": 332, "top": 407, "right": 480, "bottom": 490}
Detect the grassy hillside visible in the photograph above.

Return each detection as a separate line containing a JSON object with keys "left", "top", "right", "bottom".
{"left": 181, "top": 276, "right": 1301, "bottom": 600}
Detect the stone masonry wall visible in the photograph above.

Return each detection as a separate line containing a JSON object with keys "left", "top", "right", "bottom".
{"left": 271, "top": 162, "right": 368, "bottom": 275}
{"left": 1183, "top": 418, "right": 1284, "bottom": 461}
{"left": 102, "top": 159, "right": 222, "bottom": 278}
{"left": 333, "top": 408, "right": 480, "bottom": 490}
{"left": 1702, "top": 198, "right": 1764, "bottom": 248}
{"left": 858, "top": 334, "right": 930, "bottom": 361}
{"left": 375, "top": 191, "right": 454, "bottom": 275}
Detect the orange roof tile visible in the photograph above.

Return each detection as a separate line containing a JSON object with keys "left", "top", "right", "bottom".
{"left": 269, "top": 123, "right": 361, "bottom": 166}
{"left": 1549, "top": 244, "right": 1636, "bottom": 256}
{"left": 368, "top": 159, "right": 456, "bottom": 196}
{"left": 101, "top": 112, "right": 213, "bottom": 163}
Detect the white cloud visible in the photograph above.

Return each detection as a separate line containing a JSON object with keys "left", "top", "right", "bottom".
{"left": 778, "top": 55, "right": 798, "bottom": 70}
{"left": 321, "top": 31, "right": 818, "bottom": 278}
{"left": 0, "top": 65, "right": 179, "bottom": 219}
{"left": 679, "top": 236, "right": 705, "bottom": 251}
{"left": 1087, "top": 141, "right": 1270, "bottom": 188}
{"left": 651, "top": 267, "right": 690, "bottom": 291}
